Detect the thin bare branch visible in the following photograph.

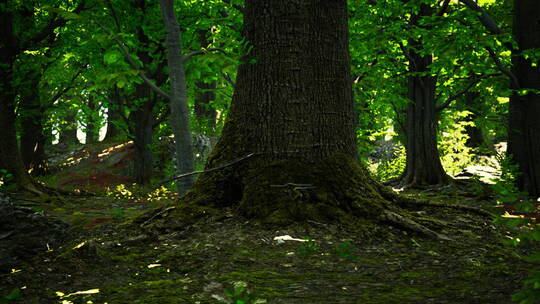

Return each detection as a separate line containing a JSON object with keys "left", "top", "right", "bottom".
{"left": 485, "top": 46, "right": 520, "bottom": 90}
{"left": 436, "top": 72, "right": 502, "bottom": 112}
{"left": 182, "top": 47, "right": 227, "bottom": 63}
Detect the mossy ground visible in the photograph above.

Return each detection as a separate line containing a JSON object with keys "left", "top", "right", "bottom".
{"left": 1, "top": 143, "right": 536, "bottom": 303}
{"left": 1, "top": 183, "right": 536, "bottom": 304}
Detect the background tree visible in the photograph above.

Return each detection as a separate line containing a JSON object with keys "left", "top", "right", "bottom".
{"left": 349, "top": 0, "right": 510, "bottom": 183}
{"left": 0, "top": 0, "right": 84, "bottom": 193}
{"left": 159, "top": 0, "right": 195, "bottom": 194}
{"left": 508, "top": 0, "right": 540, "bottom": 197}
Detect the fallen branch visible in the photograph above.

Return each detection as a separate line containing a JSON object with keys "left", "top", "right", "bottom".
{"left": 159, "top": 153, "right": 256, "bottom": 184}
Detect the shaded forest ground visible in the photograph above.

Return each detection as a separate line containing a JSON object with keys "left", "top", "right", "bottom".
{"left": 0, "top": 141, "right": 538, "bottom": 304}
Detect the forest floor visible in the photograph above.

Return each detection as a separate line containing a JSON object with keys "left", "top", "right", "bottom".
{"left": 0, "top": 142, "right": 538, "bottom": 304}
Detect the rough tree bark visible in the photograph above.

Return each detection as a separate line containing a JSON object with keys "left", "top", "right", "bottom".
{"left": 126, "top": 0, "right": 162, "bottom": 185}
{"left": 401, "top": 4, "right": 448, "bottom": 187}
{"left": 131, "top": 84, "right": 155, "bottom": 185}
{"left": 19, "top": 75, "right": 48, "bottom": 175}
{"left": 137, "top": 0, "right": 457, "bottom": 240}
{"left": 0, "top": 4, "right": 41, "bottom": 193}
{"left": 159, "top": 0, "right": 195, "bottom": 195}
{"left": 508, "top": 0, "right": 540, "bottom": 197}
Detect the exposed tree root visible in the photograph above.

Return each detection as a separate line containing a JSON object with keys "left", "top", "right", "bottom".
{"left": 376, "top": 183, "right": 493, "bottom": 217}
{"left": 380, "top": 210, "right": 453, "bottom": 241}
{"left": 136, "top": 155, "right": 491, "bottom": 242}
{"left": 16, "top": 181, "right": 94, "bottom": 198}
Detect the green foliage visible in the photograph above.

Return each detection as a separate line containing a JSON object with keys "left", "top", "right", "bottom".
{"left": 335, "top": 241, "right": 358, "bottom": 260}
{"left": 492, "top": 155, "right": 523, "bottom": 203}
{"left": 513, "top": 268, "right": 540, "bottom": 304}
{"left": 439, "top": 112, "right": 475, "bottom": 176}
{"left": 113, "top": 207, "right": 124, "bottom": 220}
{"left": 368, "top": 145, "right": 406, "bottom": 182}
{"left": 106, "top": 184, "right": 176, "bottom": 201}
{"left": 490, "top": 156, "right": 540, "bottom": 304}
{"left": 295, "top": 239, "right": 318, "bottom": 255}
{"left": 0, "top": 288, "right": 21, "bottom": 304}
{"left": 223, "top": 282, "right": 262, "bottom": 304}
{"left": 0, "top": 169, "right": 14, "bottom": 189}
{"left": 509, "top": 219, "right": 540, "bottom": 304}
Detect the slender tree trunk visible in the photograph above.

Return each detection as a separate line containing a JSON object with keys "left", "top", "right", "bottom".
{"left": 160, "top": 0, "right": 195, "bottom": 195}
{"left": 463, "top": 92, "right": 485, "bottom": 149}
{"left": 195, "top": 30, "right": 217, "bottom": 132}
{"left": 131, "top": 85, "right": 155, "bottom": 185}
{"left": 20, "top": 97, "right": 48, "bottom": 175}
{"left": 195, "top": 82, "right": 217, "bottom": 132}
{"left": 85, "top": 95, "right": 99, "bottom": 144}
{"left": 104, "top": 88, "right": 123, "bottom": 141}
{"left": 58, "top": 109, "right": 79, "bottom": 147}
{"left": 508, "top": 0, "right": 540, "bottom": 197}
{"left": 401, "top": 5, "right": 448, "bottom": 187}
{"left": 0, "top": 91, "right": 38, "bottom": 191}
{"left": 19, "top": 71, "right": 48, "bottom": 175}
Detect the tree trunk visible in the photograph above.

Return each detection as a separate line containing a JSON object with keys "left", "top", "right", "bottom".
{"left": 131, "top": 85, "right": 155, "bottom": 185}
{"left": 85, "top": 95, "right": 99, "bottom": 144}
{"left": 0, "top": 90, "right": 38, "bottom": 192}
{"left": 195, "top": 30, "right": 217, "bottom": 132}
{"left": 58, "top": 110, "right": 79, "bottom": 147}
{"left": 19, "top": 91, "right": 48, "bottom": 175}
{"left": 104, "top": 88, "right": 123, "bottom": 141}
{"left": 160, "top": 0, "right": 195, "bottom": 195}
{"left": 18, "top": 69, "right": 48, "bottom": 175}
{"left": 463, "top": 92, "right": 485, "bottom": 149}
{"left": 401, "top": 5, "right": 448, "bottom": 187}
{"left": 508, "top": 0, "right": 540, "bottom": 197}
{"left": 0, "top": 7, "right": 40, "bottom": 193}
{"left": 159, "top": 0, "right": 382, "bottom": 225}
{"left": 195, "top": 81, "right": 217, "bottom": 133}
{"left": 136, "top": 0, "right": 456, "bottom": 243}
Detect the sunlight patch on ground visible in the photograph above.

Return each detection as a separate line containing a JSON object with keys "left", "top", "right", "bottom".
{"left": 56, "top": 289, "right": 100, "bottom": 303}
{"left": 97, "top": 141, "right": 133, "bottom": 159}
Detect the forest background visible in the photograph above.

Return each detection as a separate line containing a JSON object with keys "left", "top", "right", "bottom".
{"left": 1, "top": 0, "right": 540, "bottom": 303}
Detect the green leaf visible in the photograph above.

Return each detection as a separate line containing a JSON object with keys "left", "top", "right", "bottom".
{"left": 104, "top": 50, "right": 123, "bottom": 65}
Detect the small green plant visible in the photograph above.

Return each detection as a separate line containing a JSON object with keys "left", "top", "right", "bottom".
{"left": 511, "top": 219, "right": 540, "bottom": 304}
{"left": 106, "top": 184, "right": 176, "bottom": 202}
{"left": 0, "top": 288, "right": 21, "bottom": 304}
{"left": 295, "top": 238, "right": 318, "bottom": 255}
{"left": 492, "top": 155, "right": 523, "bottom": 203}
{"left": 112, "top": 207, "right": 124, "bottom": 220}
{"left": 490, "top": 156, "right": 540, "bottom": 304}
{"left": 368, "top": 145, "right": 406, "bottom": 182}
{"left": 0, "top": 168, "right": 14, "bottom": 189}
{"left": 439, "top": 114, "right": 474, "bottom": 176}
{"left": 223, "top": 281, "right": 262, "bottom": 304}
{"left": 335, "top": 241, "right": 357, "bottom": 260}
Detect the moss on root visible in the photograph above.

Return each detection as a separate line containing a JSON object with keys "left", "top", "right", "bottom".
{"left": 135, "top": 153, "right": 464, "bottom": 241}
